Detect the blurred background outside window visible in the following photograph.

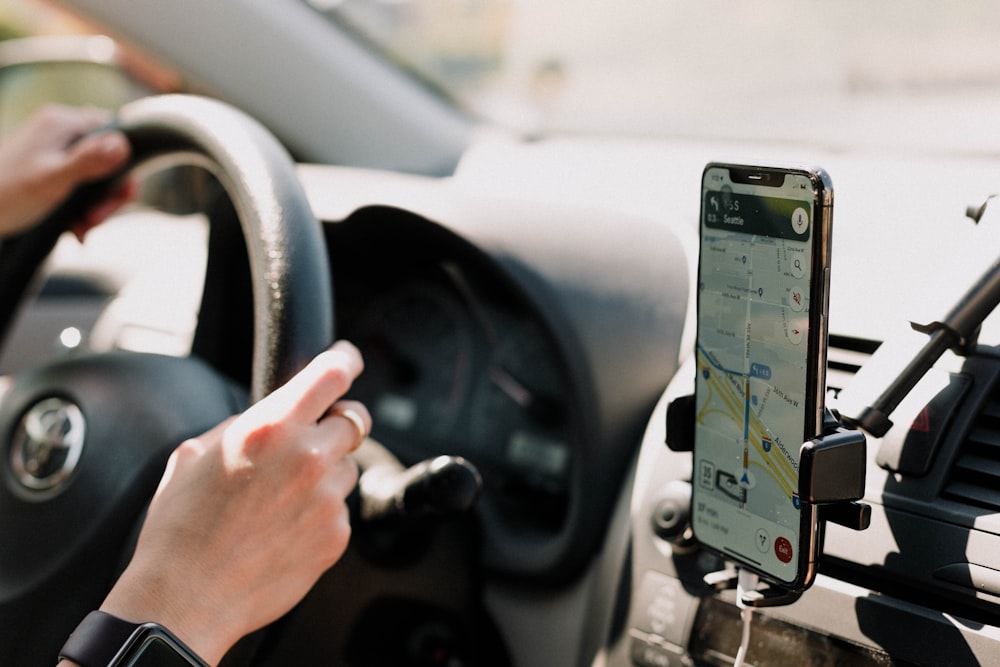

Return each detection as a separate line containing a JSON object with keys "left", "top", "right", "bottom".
{"left": 4, "top": 0, "right": 1000, "bottom": 153}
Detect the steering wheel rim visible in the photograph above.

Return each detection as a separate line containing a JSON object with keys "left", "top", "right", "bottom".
{"left": 0, "top": 94, "right": 333, "bottom": 666}
{"left": 0, "top": 93, "right": 334, "bottom": 400}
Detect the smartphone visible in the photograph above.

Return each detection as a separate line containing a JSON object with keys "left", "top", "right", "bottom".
{"left": 691, "top": 162, "right": 833, "bottom": 591}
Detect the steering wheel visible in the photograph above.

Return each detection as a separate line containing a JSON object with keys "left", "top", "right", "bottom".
{"left": 0, "top": 94, "right": 333, "bottom": 666}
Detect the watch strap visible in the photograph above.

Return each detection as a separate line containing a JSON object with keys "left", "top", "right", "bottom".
{"left": 59, "top": 611, "right": 141, "bottom": 666}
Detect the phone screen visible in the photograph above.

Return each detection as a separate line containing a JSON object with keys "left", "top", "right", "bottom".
{"left": 692, "top": 163, "right": 832, "bottom": 587}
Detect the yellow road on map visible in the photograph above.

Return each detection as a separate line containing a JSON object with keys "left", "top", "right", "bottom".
{"left": 695, "top": 347, "right": 797, "bottom": 500}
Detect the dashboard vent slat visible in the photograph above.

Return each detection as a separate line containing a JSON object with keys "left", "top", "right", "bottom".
{"left": 943, "top": 481, "right": 1000, "bottom": 512}
{"left": 826, "top": 334, "right": 881, "bottom": 398}
{"left": 976, "top": 400, "right": 1000, "bottom": 422}
{"left": 943, "top": 372, "right": 1000, "bottom": 511}
{"left": 965, "top": 427, "right": 1000, "bottom": 451}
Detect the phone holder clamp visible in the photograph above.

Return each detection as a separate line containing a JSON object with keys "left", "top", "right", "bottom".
{"left": 665, "top": 395, "right": 870, "bottom": 607}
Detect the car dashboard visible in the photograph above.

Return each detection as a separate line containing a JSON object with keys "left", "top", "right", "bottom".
{"left": 4, "top": 157, "right": 688, "bottom": 665}
{"left": 234, "top": 165, "right": 690, "bottom": 664}
{"left": 13, "top": 134, "right": 1000, "bottom": 666}
{"left": 310, "top": 168, "right": 690, "bottom": 585}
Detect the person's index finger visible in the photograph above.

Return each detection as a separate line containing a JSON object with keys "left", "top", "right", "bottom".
{"left": 272, "top": 341, "right": 365, "bottom": 422}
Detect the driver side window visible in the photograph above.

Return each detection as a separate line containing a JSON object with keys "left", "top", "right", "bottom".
{"left": 0, "top": 23, "right": 217, "bottom": 373}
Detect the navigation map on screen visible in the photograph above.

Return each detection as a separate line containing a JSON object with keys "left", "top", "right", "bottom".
{"left": 693, "top": 180, "right": 815, "bottom": 580}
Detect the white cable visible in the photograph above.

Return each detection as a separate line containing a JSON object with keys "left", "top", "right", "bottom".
{"left": 732, "top": 568, "right": 758, "bottom": 667}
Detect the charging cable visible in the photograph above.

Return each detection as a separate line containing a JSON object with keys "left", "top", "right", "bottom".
{"left": 732, "top": 568, "right": 758, "bottom": 667}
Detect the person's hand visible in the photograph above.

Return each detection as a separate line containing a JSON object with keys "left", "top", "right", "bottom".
{"left": 0, "top": 105, "right": 133, "bottom": 240}
{"left": 94, "top": 341, "right": 370, "bottom": 666}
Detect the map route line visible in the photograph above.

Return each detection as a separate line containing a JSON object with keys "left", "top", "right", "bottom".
{"left": 696, "top": 345, "right": 798, "bottom": 498}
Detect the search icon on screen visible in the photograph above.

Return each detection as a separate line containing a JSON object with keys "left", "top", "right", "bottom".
{"left": 790, "top": 256, "right": 805, "bottom": 279}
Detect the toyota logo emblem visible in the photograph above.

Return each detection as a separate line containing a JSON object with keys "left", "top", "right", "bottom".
{"left": 10, "top": 397, "right": 85, "bottom": 496}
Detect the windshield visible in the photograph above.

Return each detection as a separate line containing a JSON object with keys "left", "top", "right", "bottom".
{"left": 307, "top": 0, "right": 1000, "bottom": 155}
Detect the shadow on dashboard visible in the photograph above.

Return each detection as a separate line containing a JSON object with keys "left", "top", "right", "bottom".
{"left": 855, "top": 594, "right": 978, "bottom": 665}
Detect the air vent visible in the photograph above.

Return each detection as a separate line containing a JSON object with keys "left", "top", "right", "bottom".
{"left": 942, "top": 387, "right": 1000, "bottom": 512}
{"left": 827, "top": 334, "right": 881, "bottom": 398}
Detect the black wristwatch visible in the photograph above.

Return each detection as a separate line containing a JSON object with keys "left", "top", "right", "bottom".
{"left": 59, "top": 611, "right": 209, "bottom": 667}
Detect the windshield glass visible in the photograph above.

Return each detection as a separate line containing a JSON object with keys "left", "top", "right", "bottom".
{"left": 307, "top": 0, "right": 1000, "bottom": 155}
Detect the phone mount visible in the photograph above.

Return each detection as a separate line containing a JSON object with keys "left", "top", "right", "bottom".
{"left": 842, "top": 258, "right": 1000, "bottom": 438}
{"left": 665, "top": 396, "right": 870, "bottom": 607}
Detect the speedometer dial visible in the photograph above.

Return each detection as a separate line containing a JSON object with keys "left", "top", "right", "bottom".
{"left": 349, "top": 282, "right": 475, "bottom": 446}
{"left": 469, "top": 316, "right": 572, "bottom": 515}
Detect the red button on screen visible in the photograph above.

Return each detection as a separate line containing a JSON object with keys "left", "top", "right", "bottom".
{"left": 774, "top": 536, "right": 793, "bottom": 564}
